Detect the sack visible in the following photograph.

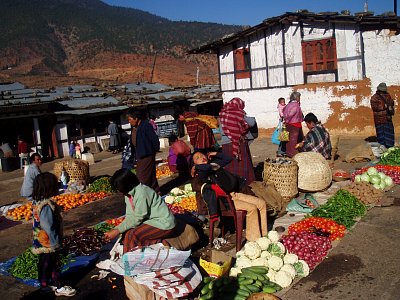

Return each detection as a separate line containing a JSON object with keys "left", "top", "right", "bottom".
{"left": 245, "top": 116, "right": 258, "bottom": 140}
{"left": 278, "top": 125, "right": 290, "bottom": 142}
{"left": 286, "top": 193, "right": 319, "bottom": 213}
{"left": 249, "top": 181, "right": 284, "bottom": 215}
{"left": 210, "top": 167, "right": 245, "bottom": 193}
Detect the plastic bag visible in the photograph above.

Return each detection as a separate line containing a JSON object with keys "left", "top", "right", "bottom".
{"left": 271, "top": 123, "right": 281, "bottom": 145}
{"left": 286, "top": 193, "right": 319, "bottom": 213}
{"left": 278, "top": 125, "right": 290, "bottom": 142}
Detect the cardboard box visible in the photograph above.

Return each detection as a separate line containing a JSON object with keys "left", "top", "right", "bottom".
{"left": 199, "top": 250, "right": 232, "bottom": 278}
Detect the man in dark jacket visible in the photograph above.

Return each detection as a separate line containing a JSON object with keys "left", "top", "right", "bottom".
{"left": 126, "top": 109, "right": 160, "bottom": 192}
{"left": 370, "top": 82, "right": 395, "bottom": 148}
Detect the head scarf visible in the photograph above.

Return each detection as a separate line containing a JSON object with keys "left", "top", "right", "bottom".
{"left": 219, "top": 98, "right": 249, "bottom": 159}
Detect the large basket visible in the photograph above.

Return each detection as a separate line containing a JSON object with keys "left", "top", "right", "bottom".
{"left": 293, "top": 152, "right": 332, "bottom": 192}
{"left": 54, "top": 159, "right": 90, "bottom": 182}
{"left": 262, "top": 159, "right": 298, "bottom": 200}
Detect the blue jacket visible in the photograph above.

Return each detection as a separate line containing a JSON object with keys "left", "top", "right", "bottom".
{"left": 135, "top": 120, "right": 160, "bottom": 159}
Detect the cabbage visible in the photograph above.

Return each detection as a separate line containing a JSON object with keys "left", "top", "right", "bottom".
{"left": 379, "top": 182, "right": 387, "bottom": 190}
{"left": 369, "top": 175, "right": 381, "bottom": 185}
{"left": 360, "top": 173, "right": 370, "bottom": 182}
{"left": 354, "top": 175, "right": 362, "bottom": 183}
{"left": 373, "top": 183, "right": 381, "bottom": 190}
{"left": 384, "top": 176, "right": 393, "bottom": 187}
{"left": 378, "top": 172, "right": 386, "bottom": 179}
{"left": 367, "top": 167, "right": 378, "bottom": 176}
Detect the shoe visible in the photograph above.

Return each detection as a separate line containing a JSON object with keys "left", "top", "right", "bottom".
{"left": 55, "top": 286, "right": 76, "bottom": 297}
{"left": 49, "top": 286, "right": 58, "bottom": 292}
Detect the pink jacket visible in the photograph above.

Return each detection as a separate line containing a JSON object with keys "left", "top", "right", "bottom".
{"left": 278, "top": 103, "right": 285, "bottom": 119}
{"left": 283, "top": 101, "right": 303, "bottom": 124}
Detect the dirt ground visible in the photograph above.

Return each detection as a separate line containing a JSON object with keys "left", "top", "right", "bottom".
{"left": 0, "top": 136, "right": 399, "bottom": 299}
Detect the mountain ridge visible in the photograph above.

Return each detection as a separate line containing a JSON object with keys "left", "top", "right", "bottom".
{"left": 0, "top": 0, "right": 242, "bottom": 87}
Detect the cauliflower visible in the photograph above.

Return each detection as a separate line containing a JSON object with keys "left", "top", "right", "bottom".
{"left": 170, "top": 187, "right": 184, "bottom": 195}
{"left": 267, "top": 242, "right": 286, "bottom": 257}
{"left": 267, "top": 269, "right": 277, "bottom": 282}
{"left": 244, "top": 241, "right": 262, "bottom": 260}
{"left": 251, "top": 257, "right": 268, "bottom": 267}
{"left": 293, "top": 260, "right": 310, "bottom": 277}
{"left": 164, "top": 195, "right": 175, "bottom": 204}
{"left": 256, "top": 237, "right": 272, "bottom": 250}
{"left": 267, "top": 256, "right": 284, "bottom": 271}
{"left": 267, "top": 230, "right": 280, "bottom": 243}
{"left": 260, "top": 250, "right": 272, "bottom": 260}
{"left": 273, "top": 270, "right": 293, "bottom": 288}
{"left": 283, "top": 253, "right": 298, "bottom": 265}
{"left": 235, "top": 256, "right": 252, "bottom": 268}
{"left": 235, "top": 250, "right": 245, "bottom": 258}
{"left": 280, "top": 264, "right": 296, "bottom": 280}
{"left": 183, "top": 183, "right": 192, "bottom": 192}
{"left": 229, "top": 267, "right": 242, "bottom": 277}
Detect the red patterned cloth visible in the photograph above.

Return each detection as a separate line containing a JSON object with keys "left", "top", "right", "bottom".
{"left": 219, "top": 98, "right": 249, "bottom": 160}
{"left": 183, "top": 112, "right": 215, "bottom": 150}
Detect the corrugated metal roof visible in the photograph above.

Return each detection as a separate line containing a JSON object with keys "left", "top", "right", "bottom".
{"left": 58, "top": 96, "right": 119, "bottom": 109}
{"left": 116, "top": 83, "right": 170, "bottom": 93}
{"left": 189, "top": 11, "right": 400, "bottom": 54}
{"left": 0, "top": 82, "right": 25, "bottom": 92}
{"left": 54, "top": 105, "right": 128, "bottom": 115}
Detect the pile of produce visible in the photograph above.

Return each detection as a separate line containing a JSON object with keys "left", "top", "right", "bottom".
{"left": 156, "top": 165, "right": 173, "bottom": 179}
{"left": 88, "top": 177, "right": 116, "bottom": 193}
{"left": 63, "top": 228, "right": 105, "bottom": 256}
{"left": 310, "top": 190, "right": 366, "bottom": 228}
{"left": 342, "top": 182, "right": 384, "bottom": 205}
{"left": 93, "top": 217, "right": 125, "bottom": 234}
{"left": 6, "top": 202, "right": 32, "bottom": 221}
{"left": 379, "top": 146, "right": 400, "bottom": 166}
{"left": 165, "top": 185, "right": 197, "bottom": 213}
{"left": 352, "top": 165, "right": 400, "bottom": 184}
{"left": 281, "top": 231, "right": 331, "bottom": 270}
{"left": 52, "top": 192, "right": 110, "bottom": 211}
{"left": 10, "top": 248, "right": 69, "bottom": 279}
{"left": 288, "top": 217, "right": 346, "bottom": 241}
{"left": 199, "top": 269, "right": 282, "bottom": 300}
{"left": 230, "top": 231, "right": 309, "bottom": 291}
{"left": 353, "top": 167, "right": 394, "bottom": 190}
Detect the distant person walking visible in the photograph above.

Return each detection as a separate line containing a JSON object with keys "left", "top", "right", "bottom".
{"left": 277, "top": 97, "right": 287, "bottom": 156}
{"left": 126, "top": 109, "right": 160, "bottom": 193}
{"left": 370, "top": 82, "right": 395, "bottom": 148}
{"left": 20, "top": 153, "right": 42, "bottom": 200}
{"left": 69, "top": 141, "right": 76, "bottom": 158}
{"left": 107, "top": 120, "right": 120, "bottom": 154}
{"left": 283, "top": 92, "right": 304, "bottom": 158}
{"left": 149, "top": 115, "right": 159, "bottom": 135}
{"left": 17, "top": 136, "right": 30, "bottom": 165}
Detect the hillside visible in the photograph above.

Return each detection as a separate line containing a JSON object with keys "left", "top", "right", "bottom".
{"left": 0, "top": 0, "right": 243, "bottom": 87}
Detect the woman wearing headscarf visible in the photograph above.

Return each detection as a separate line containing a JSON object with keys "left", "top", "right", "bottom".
{"left": 219, "top": 97, "right": 255, "bottom": 184}
{"left": 283, "top": 92, "right": 304, "bottom": 158}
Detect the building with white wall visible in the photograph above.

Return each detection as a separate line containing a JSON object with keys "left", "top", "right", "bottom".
{"left": 190, "top": 11, "right": 400, "bottom": 135}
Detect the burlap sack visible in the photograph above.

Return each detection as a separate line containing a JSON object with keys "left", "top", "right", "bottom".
{"left": 249, "top": 181, "right": 284, "bottom": 215}
{"left": 165, "top": 219, "right": 199, "bottom": 251}
{"left": 344, "top": 143, "right": 375, "bottom": 163}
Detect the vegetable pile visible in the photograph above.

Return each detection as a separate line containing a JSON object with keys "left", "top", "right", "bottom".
{"left": 379, "top": 146, "right": 400, "bottom": 166}
{"left": 6, "top": 202, "right": 32, "bottom": 221}
{"left": 88, "top": 177, "right": 116, "bottom": 193}
{"left": 63, "top": 228, "right": 105, "bottom": 256}
{"left": 353, "top": 167, "right": 393, "bottom": 190}
{"left": 352, "top": 165, "right": 400, "bottom": 184}
{"left": 165, "top": 185, "right": 197, "bottom": 213}
{"left": 230, "top": 231, "right": 310, "bottom": 291}
{"left": 156, "top": 165, "right": 173, "bottom": 178}
{"left": 288, "top": 217, "right": 346, "bottom": 241}
{"left": 52, "top": 192, "right": 110, "bottom": 211}
{"left": 10, "top": 248, "right": 69, "bottom": 279}
{"left": 281, "top": 231, "right": 331, "bottom": 270}
{"left": 199, "top": 268, "right": 282, "bottom": 300}
{"left": 342, "top": 182, "right": 384, "bottom": 205}
{"left": 310, "top": 190, "right": 366, "bottom": 228}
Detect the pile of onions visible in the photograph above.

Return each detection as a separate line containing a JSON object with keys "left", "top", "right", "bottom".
{"left": 281, "top": 231, "right": 332, "bottom": 270}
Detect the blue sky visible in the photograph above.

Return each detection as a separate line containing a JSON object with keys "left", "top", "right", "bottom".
{"left": 102, "top": 0, "right": 397, "bottom": 25}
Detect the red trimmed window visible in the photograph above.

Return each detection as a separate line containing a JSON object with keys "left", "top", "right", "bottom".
{"left": 302, "top": 38, "right": 337, "bottom": 72}
{"left": 234, "top": 48, "right": 251, "bottom": 79}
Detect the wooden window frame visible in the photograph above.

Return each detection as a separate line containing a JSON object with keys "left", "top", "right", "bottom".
{"left": 234, "top": 48, "right": 251, "bottom": 79}
{"left": 301, "top": 38, "right": 337, "bottom": 74}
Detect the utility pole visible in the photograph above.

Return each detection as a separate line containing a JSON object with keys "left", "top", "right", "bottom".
{"left": 196, "top": 66, "right": 200, "bottom": 86}
{"left": 150, "top": 52, "right": 157, "bottom": 83}
{"left": 395, "top": 0, "right": 397, "bottom": 15}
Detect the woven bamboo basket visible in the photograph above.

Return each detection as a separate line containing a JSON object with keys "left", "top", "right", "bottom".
{"left": 293, "top": 152, "right": 332, "bottom": 192}
{"left": 262, "top": 158, "right": 298, "bottom": 201}
{"left": 54, "top": 159, "right": 90, "bottom": 182}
